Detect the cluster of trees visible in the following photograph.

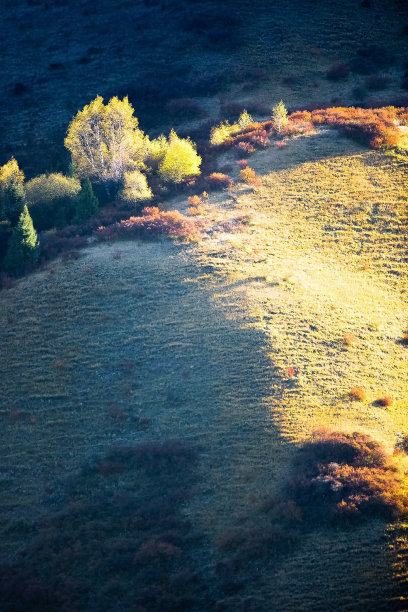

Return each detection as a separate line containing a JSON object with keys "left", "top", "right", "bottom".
{"left": 0, "top": 159, "right": 39, "bottom": 277}
{"left": 210, "top": 101, "right": 288, "bottom": 145}
{"left": 65, "top": 95, "right": 201, "bottom": 200}
{"left": 0, "top": 95, "right": 203, "bottom": 277}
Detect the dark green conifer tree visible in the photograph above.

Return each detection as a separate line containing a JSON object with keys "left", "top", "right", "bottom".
{"left": 4, "top": 205, "right": 40, "bottom": 276}
{"left": 1, "top": 177, "right": 26, "bottom": 226}
{"left": 73, "top": 179, "right": 99, "bottom": 224}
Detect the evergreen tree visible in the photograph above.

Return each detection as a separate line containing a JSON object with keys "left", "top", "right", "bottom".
{"left": 4, "top": 205, "right": 40, "bottom": 276}
{"left": 2, "top": 176, "right": 26, "bottom": 226}
{"left": 72, "top": 179, "right": 99, "bottom": 224}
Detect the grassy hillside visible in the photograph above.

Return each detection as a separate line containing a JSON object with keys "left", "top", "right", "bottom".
{"left": 1, "top": 126, "right": 407, "bottom": 609}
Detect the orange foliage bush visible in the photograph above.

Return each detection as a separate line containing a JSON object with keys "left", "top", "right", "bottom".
{"left": 349, "top": 386, "right": 366, "bottom": 401}
{"left": 310, "top": 106, "right": 403, "bottom": 148}
{"left": 343, "top": 332, "right": 359, "bottom": 345}
{"left": 205, "top": 172, "right": 233, "bottom": 189}
{"left": 239, "top": 166, "right": 256, "bottom": 184}
{"left": 187, "top": 204, "right": 205, "bottom": 216}
{"left": 375, "top": 396, "right": 393, "bottom": 407}
{"left": 290, "top": 429, "right": 408, "bottom": 523}
{"left": 188, "top": 195, "right": 203, "bottom": 207}
{"left": 96, "top": 208, "right": 204, "bottom": 242}
{"left": 235, "top": 141, "right": 255, "bottom": 156}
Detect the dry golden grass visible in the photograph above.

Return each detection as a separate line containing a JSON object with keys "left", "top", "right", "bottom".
{"left": 197, "top": 130, "right": 408, "bottom": 453}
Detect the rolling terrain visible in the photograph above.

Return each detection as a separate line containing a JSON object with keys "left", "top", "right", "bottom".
{"left": 0, "top": 126, "right": 407, "bottom": 609}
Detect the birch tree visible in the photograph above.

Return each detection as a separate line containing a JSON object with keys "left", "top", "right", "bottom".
{"left": 64, "top": 96, "right": 149, "bottom": 187}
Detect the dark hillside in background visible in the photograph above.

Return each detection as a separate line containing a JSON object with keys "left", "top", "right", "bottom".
{"left": 0, "top": 0, "right": 407, "bottom": 176}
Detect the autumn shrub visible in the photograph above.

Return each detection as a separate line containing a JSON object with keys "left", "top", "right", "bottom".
{"left": 375, "top": 396, "right": 393, "bottom": 407}
{"left": 310, "top": 106, "right": 401, "bottom": 148}
{"left": 96, "top": 208, "right": 203, "bottom": 242}
{"left": 205, "top": 173, "right": 233, "bottom": 189}
{"left": 275, "top": 141, "right": 287, "bottom": 149}
{"left": 288, "top": 429, "right": 407, "bottom": 523}
{"left": 235, "top": 141, "right": 255, "bottom": 157}
{"left": 343, "top": 332, "right": 359, "bottom": 346}
{"left": 237, "top": 159, "right": 248, "bottom": 168}
{"left": 286, "top": 111, "right": 314, "bottom": 135}
{"left": 188, "top": 195, "right": 203, "bottom": 207}
{"left": 239, "top": 167, "right": 256, "bottom": 184}
{"left": 349, "top": 386, "right": 366, "bottom": 401}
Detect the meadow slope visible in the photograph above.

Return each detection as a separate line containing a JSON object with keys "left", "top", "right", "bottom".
{"left": 0, "top": 129, "right": 408, "bottom": 609}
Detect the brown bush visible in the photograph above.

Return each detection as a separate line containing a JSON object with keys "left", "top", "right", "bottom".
{"left": 239, "top": 167, "right": 256, "bottom": 184}
{"left": 187, "top": 195, "right": 203, "bottom": 207}
{"left": 343, "top": 332, "right": 359, "bottom": 346}
{"left": 289, "top": 429, "right": 407, "bottom": 523}
{"left": 375, "top": 396, "right": 393, "bottom": 407}
{"left": 235, "top": 141, "right": 255, "bottom": 156}
{"left": 205, "top": 172, "right": 233, "bottom": 189}
{"left": 311, "top": 106, "right": 402, "bottom": 148}
{"left": 349, "top": 386, "right": 366, "bottom": 401}
{"left": 95, "top": 209, "right": 203, "bottom": 242}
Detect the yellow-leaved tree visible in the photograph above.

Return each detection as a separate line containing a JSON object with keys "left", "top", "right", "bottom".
{"left": 158, "top": 130, "right": 201, "bottom": 183}
{"left": 64, "top": 96, "right": 149, "bottom": 187}
{"left": 0, "top": 158, "right": 26, "bottom": 225}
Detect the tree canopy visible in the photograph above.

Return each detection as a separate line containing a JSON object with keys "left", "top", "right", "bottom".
{"left": 158, "top": 130, "right": 201, "bottom": 183}
{"left": 64, "top": 96, "right": 149, "bottom": 185}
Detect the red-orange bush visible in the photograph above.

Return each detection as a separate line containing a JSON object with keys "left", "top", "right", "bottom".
{"left": 235, "top": 141, "right": 255, "bottom": 156}
{"left": 311, "top": 106, "right": 402, "bottom": 148}
{"left": 375, "top": 396, "right": 393, "bottom": 407}
{"left": 349, "top": 386, "right": 366, "bottom": 401}
{"left": 289, "top": 429, "right": 407, "bottom": 522}
{"left": 239, "top": 166, "right": 256, "bottom": 184}
{"left": 96, "top": 209, "right": 203, "bottom": 242}
{"left": 205, "top": 172, "right": 233, "bottom": 189}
